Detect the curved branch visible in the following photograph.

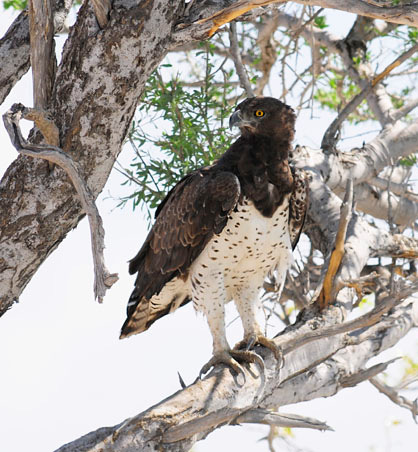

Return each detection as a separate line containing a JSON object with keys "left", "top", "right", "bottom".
{"left": 3, "top": 104, "right": 118, "bottom": 303}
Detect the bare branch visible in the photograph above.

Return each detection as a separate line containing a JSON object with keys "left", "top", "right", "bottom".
{"left": 370, "top": 377, "right": 418, "bottom": 423}
{"left": 234, "top": 408, "right": 333, "bottom": 431}
{"left": 3, "top": 104, "right": 118, "bottom": 303}
{"left": 318, "top": 178, "right": 353, "bottom": 308}
{"left": 392, "top": 97, "right": 418, "bottom": 122}
{"left": 177, "top": 0, "right": 418, "bottom": 44}
{"left": 0, "top": 0, "right": 72, "bottom": 105}
{"left": 53, "top": 299, "right": 417, "bottom": 451}
{"left": 340, "top": 358, "right": 400, "bottom": 387}
{"left": 28, "top": 0, "right": 56, "bottom": 109}
{"left": 228, "top": 22, "right": 255, "bottom": 97}
{"left": 354, "top": 182, "right": 418, "bottom": 227}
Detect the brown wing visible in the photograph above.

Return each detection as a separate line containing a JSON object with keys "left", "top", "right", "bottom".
{"left": 289, "top": 167, "right": 309, "bottom": 249}
{"left": 120, "top": 168, "right": 241, "bottom": 338}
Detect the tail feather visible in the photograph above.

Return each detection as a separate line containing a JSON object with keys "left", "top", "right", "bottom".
{"left": 120, "top": 276, "right": 190, "bottom": 339}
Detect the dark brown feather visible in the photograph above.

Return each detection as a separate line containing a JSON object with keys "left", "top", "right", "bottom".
{"left": 289, "top": 166, "right": 309, "bottom": 249}
{"left": 120, "top": 170, "right": 240, "bottom": 337}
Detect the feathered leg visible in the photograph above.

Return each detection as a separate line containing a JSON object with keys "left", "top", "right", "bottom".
{"left": 233, "top": 286, "right": 282, "bottom": 364}
{"left": 192, "top": 272, "right": 263, "bottom": 377}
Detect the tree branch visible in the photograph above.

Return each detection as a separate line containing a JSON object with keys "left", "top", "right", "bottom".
{"left": 228, "top": 22, "right": 255, "bottom": 97}
{"left": 53, "top": 298, "right": 417, "bottom": 451}
{"left": 370, "top": 377, "right": 418, "bottom": 423}
{"left": 3, "top": 104, "right": 118, "bottom": 303}
{"left": 29, "top": 0, "right": 56, "bottom": 110}
{"left": 318, "top": 178, "right": 353, "bottom": 308}
{"left": 321, "top": 42, "right": 418, "bottom": 151}
{"left": 0, "top": 0, "right": 72, "bottom": 105}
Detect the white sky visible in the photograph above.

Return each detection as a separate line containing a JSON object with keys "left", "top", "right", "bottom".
{"left": 0, "top": 7, "right": 417, "bottom": 452}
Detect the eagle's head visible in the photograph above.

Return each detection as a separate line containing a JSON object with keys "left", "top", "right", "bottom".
{"left": 229, "top": 97, "right": 296, "bottom": 141}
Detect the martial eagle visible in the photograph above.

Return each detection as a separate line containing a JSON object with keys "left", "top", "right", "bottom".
{"left": 120, "top": 97, "right": 309, "bottom": 374}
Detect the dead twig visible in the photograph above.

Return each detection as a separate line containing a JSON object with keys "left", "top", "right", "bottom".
{"left": 370, "top": 376, "right": 418, "bottom": 423}
{"left": 233, "top": 408, "right": 333, "bottom": 431}
{"left": 2, "top": 104, "right": 118, "bottom": 303}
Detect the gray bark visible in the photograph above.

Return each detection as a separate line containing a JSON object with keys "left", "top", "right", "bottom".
{"left": 0, "top": 0, "right": 72, "bottom": 105}
{"left": 0, "top": 0, "right": 184, "bottom": 314}
{"left": 54, "top": 298, "right": 417, "bottom": 451}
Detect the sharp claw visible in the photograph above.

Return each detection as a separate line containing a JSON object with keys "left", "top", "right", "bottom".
{"left": 234, "top": 334, "right": 283, "bottom": 368}
{"left": 199, "top": 348, "right": 265, "bottom": 378}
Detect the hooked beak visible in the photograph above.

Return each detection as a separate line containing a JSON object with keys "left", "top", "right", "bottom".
{"left": 229, "top": 110, "right": 242, "bottom": 130}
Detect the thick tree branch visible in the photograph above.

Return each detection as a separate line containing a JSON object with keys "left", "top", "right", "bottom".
{"left": 293, "top": 119, "right": 418, "bottom": 198}
{"left": 0, "top": 0, "right": 184, "bottom": 314}
{"left": 0, "top": 0, "right": 72, "bottom": 105}
{"left": 354, "top": 182, "right": 418, "bottom": 227}
{"left": 54, "top": 298, "right": 417, "bottom": 451}
{"left": 177, "top": 0, "right": 418, "bottom": 42}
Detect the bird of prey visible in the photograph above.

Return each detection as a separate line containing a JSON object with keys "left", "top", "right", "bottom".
{"left": 120, "top": 97, "right": 308, "bottom": 375}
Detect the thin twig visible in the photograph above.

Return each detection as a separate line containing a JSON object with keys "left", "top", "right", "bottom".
{"left": 234, "top": 408, "right": 333, "bottom": 431}
{"left": 370, "top": 377, "right": 418, "bottom": 423}
{"left": 2, "top": 104, "right": 118, "bottom": 303}
{"left": 228, "top": 22, "right": 254, "bottom": 97}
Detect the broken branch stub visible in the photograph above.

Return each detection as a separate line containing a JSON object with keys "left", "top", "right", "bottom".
{"left": 2, "top": 104, "right": 118, "bottom": 303}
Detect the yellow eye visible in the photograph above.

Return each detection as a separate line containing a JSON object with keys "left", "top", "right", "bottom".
{"left": 255, "top": 110, "right": 264, "bottom": 117}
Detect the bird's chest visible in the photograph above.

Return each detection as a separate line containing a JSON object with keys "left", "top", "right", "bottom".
{"left": 205, "top": 197, "right": 292, "bottom": 276}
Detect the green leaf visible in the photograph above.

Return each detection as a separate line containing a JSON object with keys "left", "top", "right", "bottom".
{"left": 314, "top": 15, "right": 328, "bottom": 29}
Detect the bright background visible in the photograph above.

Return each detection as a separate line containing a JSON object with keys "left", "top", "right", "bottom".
{"left": 0, "top": 7, "right": 417, "bottom": 452}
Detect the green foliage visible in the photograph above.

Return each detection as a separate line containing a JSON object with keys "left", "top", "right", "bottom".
{"left": 314, "top": 15, "right": 328, "bottom": 29}
{"left": 313, "top": 72, "right": 371, "bottom": 123}
{"left": 3, "top": 0, "right": 27, "bottom": 10}
{"left": 118, "top": 45, "right": 236, "bottom": 221}
{"left": 399, "top": 154, "right": 417, "bottom": 167}
{"left": 408, "top": 28, "right": 418, "bottom": 44}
